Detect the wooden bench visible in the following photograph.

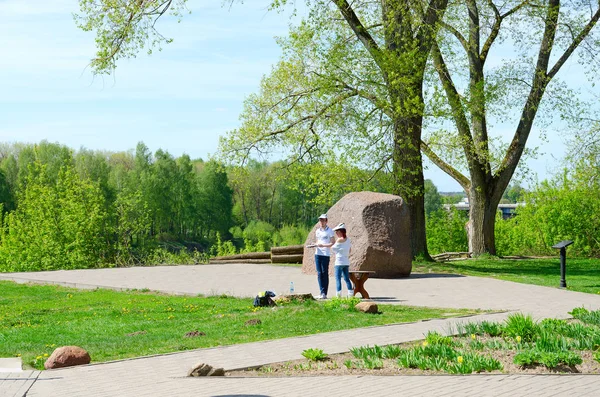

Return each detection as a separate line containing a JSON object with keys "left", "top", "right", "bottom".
{"left": 349, "top": 271, "right": 376, "bottom": 299}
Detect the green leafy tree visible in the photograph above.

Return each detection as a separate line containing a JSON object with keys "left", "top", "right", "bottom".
{"left": 424, "top": 179, "right": 443, "bottom": 216}
{"left": 197, "top": 161, "right": 234, "bottom": 238}
{"left": 423, "top": 1, "right": 600, "bottom": 255}
{"left": 75, "top": 0, "right": 450, "bottom": 260}
{"left": 0, "top": 163, "right": 108, "bottom": 271}
{"left": 426, "top": 208, "right": 468, "bottom": 254}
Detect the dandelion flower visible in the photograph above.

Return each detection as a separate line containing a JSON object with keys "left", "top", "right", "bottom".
{"left": 457, "top": 356, "right": 463, "bottom": 363}
{"left": 471, "top": 334, "right": 476, "bottom": 340}
{"left": 422, "top": 341, "right": 428, "bottom": 347}
{"left": 516, "top": 336, "right": 522, "bottom": 343}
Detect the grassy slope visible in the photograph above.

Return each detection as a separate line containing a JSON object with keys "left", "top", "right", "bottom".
{"left": 414, "top": 258, "right": 600, "bottom": 294}
{"left": 0, "top": 281, "right": 479, "bottom": 369}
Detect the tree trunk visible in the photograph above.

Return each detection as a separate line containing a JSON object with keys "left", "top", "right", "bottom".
{"left": 467, "top": 187, "right": 501, "bottom": 255}
{"left": 392, "top": 113, "right": 429, "bottom": 260}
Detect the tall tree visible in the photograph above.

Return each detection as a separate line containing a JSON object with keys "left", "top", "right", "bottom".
{"left": 76, "top": 0, "right": 448, "bottom": 260}
{"left": 220, "top": 1, "right": 448, "bottom": 258}
{"left": 423, "top": 1, "right": 600, "bottom": 254}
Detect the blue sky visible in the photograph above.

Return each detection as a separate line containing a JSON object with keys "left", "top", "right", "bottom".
{"left": 0, "top": 0, "right": 592, "bottom": 192}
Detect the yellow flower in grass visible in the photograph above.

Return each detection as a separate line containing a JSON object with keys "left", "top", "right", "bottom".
{"left": 516, "top": 336, "right": 522, "bottom": 343}
{"left": 422, "top": 341, "right": 428, "bottom": 347}
{"left": 457, "top": 356, "right": 463, "bottom": 364}
{"left": 470, "top": 334, "right": 476, "bottom": 340}
{"left": 43, "top": 353, "right": 49, "bottom": 357}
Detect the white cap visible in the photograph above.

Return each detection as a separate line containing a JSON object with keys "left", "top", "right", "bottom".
{"left": 333, "top": 223, "right": 346, "bottom": 231}
{"left": 318, "top": 214, "right": 328, "bottom": 220}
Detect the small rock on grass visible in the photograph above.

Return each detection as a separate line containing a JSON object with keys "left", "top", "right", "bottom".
{"left": 355, "top": 302, "right": 379, "bottom": 314}
{"left": 44, "top": 346, "right": 91, "bottom": 369}
{"left": 188, "top": 363, "right": 225, "bottom": 377}
{"left": 184, "top": 330, "right": 206, "bottom": 338}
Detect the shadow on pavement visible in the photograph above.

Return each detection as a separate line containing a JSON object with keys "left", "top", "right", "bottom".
{"left": 369, "top": 297, "right": 405, "bottom": 303}
{"left": 213, "top": 395, "right": 270, "bottom": 397}
{"left": 407, "top": 273, "right": 465, "bottom": 279}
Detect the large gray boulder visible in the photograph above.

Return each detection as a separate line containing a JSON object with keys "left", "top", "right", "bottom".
{"left": 302, "top": 191, "right": 411, "bottom": 278}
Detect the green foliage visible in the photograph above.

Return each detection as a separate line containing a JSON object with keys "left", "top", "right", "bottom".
{"left": 503, "top": 313, "right": 539, "bottom": 342}
{"left": 1, "top": 281, "right": 472, "bottom": 369}
{"left": 75, "top": 0, "right": 187, "bottom": 74}
{"left": 323, "top": 296, "right": 361, "bottom": 311}
{"left": 212, "top": 232, "right": 238, "bottom": 257}
{"left": 272, "top": 224, "right": 311, "bottom": 247}
{"left": 350, "top": 345, "right": 384, "bottom": 360}
{"left": 425, "top": 331, "right": 456, "bottom": 347}
{"left": 514, "top": 350, "right": 582, "bottom": 369}
{"left": 381, "top": 345, "right": 402, "bottom": 359}
{"left": 569, "top": 307, "right": 600, "bottom": 326}
{"left": 502, "top": 183, "right": 526, "bottom": 203}
{"left": 241, "top": 220, "right": 275, "bottom": 251}
{"left": 495, "top": 174, "right": 600, "bottom": 257}
{"left": 426, "top": 209, "right": 468, "bottom": 254}
{"left": 480, "top": 321, "right": 504, "bottom": 337}
{"left": 0, "top": 163, "right": 108, "bottom": 271}
{"left": 424, "top": 179, "right": 442, "bottom": 216}
{"left": 414, "top": 258, "right": 600, "bottom": 294}
{"left": 396, "top": 344, "right": 502, "bottom": 374}
{"left": 301, "top": 348, "right": 328, "bottom": 361}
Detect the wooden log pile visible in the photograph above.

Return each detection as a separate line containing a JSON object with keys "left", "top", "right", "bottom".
{"left": 270, "top": 245, "right": 303, "bottom": 264}
{"left": 208, "top": 251, "right": 270, "bottom": 264}
{"left": 431, "top": 252, "right": 472, "bottom": 262}
{"left": 209, "top": 244, "right": 305, "bottom": 264}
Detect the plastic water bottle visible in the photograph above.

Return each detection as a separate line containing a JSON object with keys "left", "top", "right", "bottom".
{"left": 290, "top": 281, "right": 295, "bottom": 294}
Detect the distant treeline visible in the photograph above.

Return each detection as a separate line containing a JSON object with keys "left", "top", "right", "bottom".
{"left": 0, "top": 141, "right": 393, "bottom": 271}
{"left": 0, "top": 140, "right": 596, "bottom": 272}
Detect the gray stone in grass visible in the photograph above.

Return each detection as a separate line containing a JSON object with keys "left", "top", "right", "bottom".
{"left": 188, "top": 363, "right": 225, "bottom": 377}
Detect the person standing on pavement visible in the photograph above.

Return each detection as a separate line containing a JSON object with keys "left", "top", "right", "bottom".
{"left": 314, "top": 214, "right": 335, "bottom": 299}
{"left": 330, "top": 223, "right": 353, "bottom": 297}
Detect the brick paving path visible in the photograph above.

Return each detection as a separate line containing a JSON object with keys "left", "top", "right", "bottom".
{"left": 2, "top": 263, "right": 600, "bottom": 396}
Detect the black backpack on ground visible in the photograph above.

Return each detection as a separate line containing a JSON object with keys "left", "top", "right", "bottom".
{"left": 253, "top": 290, "right": 276, "bottom": 307}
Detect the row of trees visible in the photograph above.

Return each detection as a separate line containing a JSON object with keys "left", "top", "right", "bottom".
{"left": 76, "top": 1, "right": 600, "bottom": 260}
{"left": 0, "top": 142, "right": 233, "bottom": 271}
{"left": 1, "top": 137, "right": 597, "bottom": 272}
{"left": 0, "top": 141, "right": 395, "bottom": 271}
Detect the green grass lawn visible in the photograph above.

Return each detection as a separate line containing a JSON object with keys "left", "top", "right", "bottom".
{"left": 414, "top": 257, "right": 600, "bottom": 294}
{"left": 0, "top": 281, "right": 479, "bottom": 369}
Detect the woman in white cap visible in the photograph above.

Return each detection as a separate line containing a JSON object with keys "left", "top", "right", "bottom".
{"left": 314, "top": 214, "right": 334, "bottom": 299}
{"left": 318, "top": 223, "right": 353, "bottom": 297}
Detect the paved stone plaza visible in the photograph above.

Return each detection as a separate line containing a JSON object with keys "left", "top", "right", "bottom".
{"left": 2, "top": 263, "right": 600, "bottom": 396}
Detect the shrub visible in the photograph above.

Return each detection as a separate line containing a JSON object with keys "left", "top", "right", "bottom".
{"left": 425, "top": 331, "right": 455, "bottom": 347}
{"left": 426, "top": 209, "right": 468, "bottom": 254}
{"left": 569, "top": 307, "right": 600, "bottom": 326}
{"left": 302, "top": 348, "right": 328, "bottom": 361}
{"left": 480, "top": 321, "right": 504, "bottom": 337}
{"left": 323, "top": 296, "right": 361, "bottom": 311}
{"left": 514, "top": 349, "right": 582, "bottom": 369}
{"left": 382, "top": 345, "right": 402, "bottom": 359}
{"left": 272, "top": 224, "right": 311, "bottom": 247}
{"left": 503, "top": 313, "right": 539, "bottom": 342}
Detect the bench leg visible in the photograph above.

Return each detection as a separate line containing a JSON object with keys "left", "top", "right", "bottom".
{"left": 350, "top": 274, "right": 370, "bottom": 299}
